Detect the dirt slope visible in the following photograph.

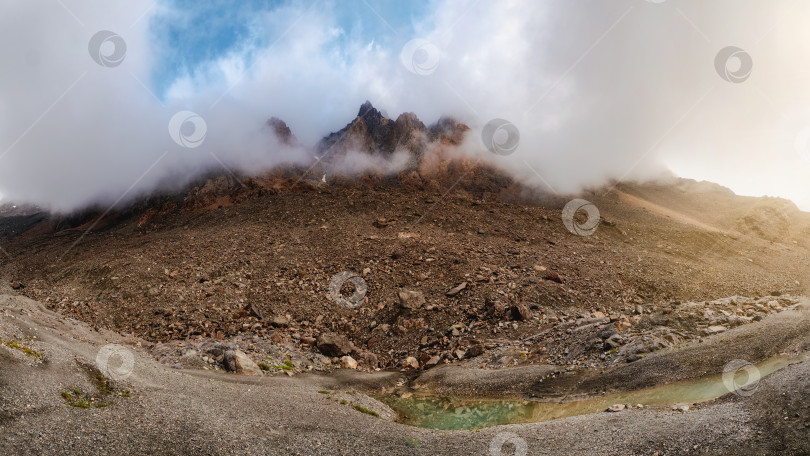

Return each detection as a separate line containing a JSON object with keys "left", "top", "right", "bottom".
{"left": 1, "top": 175, "right": 810, "bottom": 370}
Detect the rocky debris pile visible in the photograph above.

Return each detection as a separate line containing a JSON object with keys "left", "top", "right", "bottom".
{"left": 151, "top": 328, "right": 384, "bottom": 375}
{"left": 315, "top": 332, "right": 379, "bottom": 369}
{"left": 151, "top": 336, "right": 334, "bottom": 375}
{"left": 524, "top": 295, "right": 800, "bottom": 368}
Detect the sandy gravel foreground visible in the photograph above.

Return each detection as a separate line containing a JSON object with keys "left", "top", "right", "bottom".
{"left": 1, "top": 293, "right": 808, "bottom": 455}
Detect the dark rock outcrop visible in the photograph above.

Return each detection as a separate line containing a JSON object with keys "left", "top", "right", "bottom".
{"left": 316, "top": 101, "right": 428, "bottom": 160}
{"left": 266, "top": 117, "right": 298, "bottom": 146}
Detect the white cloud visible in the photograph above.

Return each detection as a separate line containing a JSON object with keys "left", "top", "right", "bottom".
{"left": 2, "top": 0, "right": 810, "bottom": 212}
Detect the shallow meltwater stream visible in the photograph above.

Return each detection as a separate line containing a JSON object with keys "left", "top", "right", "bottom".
{"left": 378, "top": 353, "right": 807, "bottom": 430}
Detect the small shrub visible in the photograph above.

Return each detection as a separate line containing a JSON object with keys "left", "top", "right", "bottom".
{"left": 353, "top": 405, "right": 379, "bottom": 418}
{"left": 405, "top": 437, "right": 421, "bottom": 448}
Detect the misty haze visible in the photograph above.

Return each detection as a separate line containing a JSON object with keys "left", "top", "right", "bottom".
{"left": 1, "top": 1, "right": 809, "bottom": 455}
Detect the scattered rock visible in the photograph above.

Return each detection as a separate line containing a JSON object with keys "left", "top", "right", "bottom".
{"left": 233, "top": 350, "right": 262, "bottom": 375}
{"left": 10, "top": 281, "right": 23, "bottom": 290}
{"left": 340, "top": 356, "right": 358, "bottom": 369}
{"left": 448, "top": 324, "right": 463, "bottom": 337}
{"left": 604, "top": 334, "right": 623, "bottom": 350}
{"left": 543, "top": 272, "right": 563, "bottom": 284}
{"left": 398, "top": 289, "right": 425, "bottom": 310}
{"left": 316, "top": 332, "right": 353, "bottom": 357}
{"left": 486, "top": 300, "right": 507, "bottom": 318}
{"left": 465, "top": 342, "right": 485, "bottom": 358}
{"left": 373, "top": 218, "right": 392, "bottom": 228}
{"left": 353, "top": 350, "right": 379, "bottom": 368}
{"left": 606, "top": 404, "right": 626, "bottom": 412}
{"left": 446, "top": 282, "right": 467, "bottom": 297}
{"left": 510, "top": 302, "right": 532, "bottom": 321}
{"left": 402, "top": 356, "right": 419, "bottom": 369}
{"left": 223, "top": 350, "right": 262, "bottom": 375}
{"left": 424, "top": 355, "right": 442, "bottom": 368}
{"left": 270, "top": 315, "right": 290, "bottom": 328}
{"left": 243, "top": 303, "right": 264, "bottom": 320}
{"left": 300, "top": 336, "right": 316, "bottom": 346}
{"left": 704, "top": 325, "right": 727, "bottom": 335}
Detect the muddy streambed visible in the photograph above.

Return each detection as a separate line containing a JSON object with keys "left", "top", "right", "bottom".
{"left": 379, "top": 353, "right": 808, "bottom": 430}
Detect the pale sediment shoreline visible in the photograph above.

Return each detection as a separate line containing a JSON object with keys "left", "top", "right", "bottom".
{"left": 1, "top": 293, "right": 808, "bottom": 455}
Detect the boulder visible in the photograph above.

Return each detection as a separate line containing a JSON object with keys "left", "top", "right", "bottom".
{"left": 316, "top": 332, "right": 353, "bottom": 357}
{"left": 398, "top": 289, "right": 425, "bottom": 310}
{"left": 465, "top": 342, "right": 485, "bottom": 358}
{"left": 223, "top": 350, "right": 262, "bottom": 375}
{"left": 402, "top": 356, "right": 419, "bottom": 369}
{"left": 341, "top": 356, "right": 358, "bottom": 369}
{"left": 510, "top": 302, "right": 532, "bottom": 321}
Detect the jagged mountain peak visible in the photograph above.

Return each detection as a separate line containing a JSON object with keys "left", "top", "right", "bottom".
{"left": 316, "top": 102, "right": 466, "bottom": 160}
{"left": 357, "top": 100, "right": 381, "bottom": 119}
{"left": 265, "top": 117, "right": 297, "bottom": 146}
